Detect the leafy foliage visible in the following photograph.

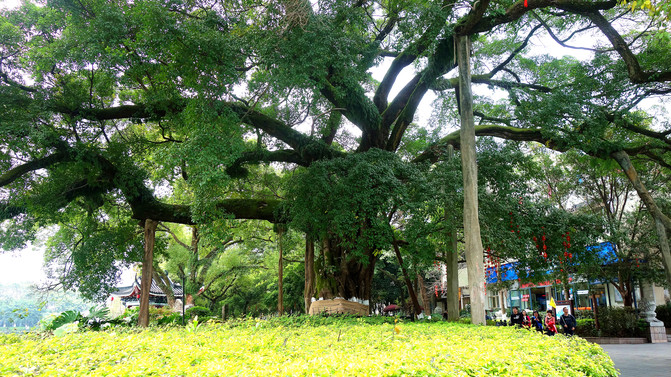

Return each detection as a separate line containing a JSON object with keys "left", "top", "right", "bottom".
{"left": 595, "top": 307, "right": 648, "bottom": 338}
{"left": 288, "top": 149, "right": 428, "bottom": 259}
{"left": 0, "top": 318, "right": 617, "bottom": 376}
{"left": 185, "top": 306, "right": 211, "bottom": 319}
{"left": 1, "top": 0, "right": 671, "bottom": 321}
{"left": 41, "top": 305, "right": 111, "bottom": 333}
{"left": 654, "top": 301, "right": 671, "bottom": 327}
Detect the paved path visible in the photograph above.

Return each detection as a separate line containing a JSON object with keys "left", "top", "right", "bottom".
{"left": 601, "top": 343, "right": 671, "bottom": 377}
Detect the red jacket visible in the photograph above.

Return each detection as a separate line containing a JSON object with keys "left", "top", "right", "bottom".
{"left": 545, "top": 315, "right": 557, "bottom": 333}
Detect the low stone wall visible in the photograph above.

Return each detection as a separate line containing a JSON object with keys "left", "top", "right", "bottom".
{"left": 308, "top": 299, "right": 369, "bottom": 316}
{"left": 583, "top": 337, "right": 648, "bottom": 344}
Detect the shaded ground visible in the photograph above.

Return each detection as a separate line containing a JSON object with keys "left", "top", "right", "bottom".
{"left": 601, "top": 343, "right": 671, "bottom": 377}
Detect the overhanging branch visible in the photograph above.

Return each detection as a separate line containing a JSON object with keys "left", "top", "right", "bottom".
{"left": 0, "top": 152, "right": 69, "bottom": 187}
{"left": 583, "top": 10, "right": 671, "bottom": 84}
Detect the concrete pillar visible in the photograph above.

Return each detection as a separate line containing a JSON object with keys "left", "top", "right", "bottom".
{"left": 640, "top": 281, "right": 667, "bottom": 343}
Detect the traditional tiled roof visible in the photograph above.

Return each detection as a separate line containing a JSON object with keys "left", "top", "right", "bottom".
{"left": 111, "top": 275, "right": 183, "bottom": 298}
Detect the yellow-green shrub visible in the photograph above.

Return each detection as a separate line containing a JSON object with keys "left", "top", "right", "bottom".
{"left": 0, "top": 318, "right": 616, "bottom": 376}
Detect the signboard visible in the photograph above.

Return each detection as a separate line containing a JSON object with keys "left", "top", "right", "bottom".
{"left": 521, "top": 294, "right": 529, "bottom": 302}
{"left": 550, "top": 300, "right": 573, "bottom": 319}
{"left": 577, "top": 290, "right": 589, "bottom": 295}
{"left": 519, "top": 277, "right": 574, "bottom": 289}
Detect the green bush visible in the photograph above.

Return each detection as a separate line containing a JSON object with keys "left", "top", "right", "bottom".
{"left": 156, "top": 312, "right": 183, "bottom": 326}
{"left": 575, "top": 319, "right": 598, "bottom": 337}
{"left": 186, "top": 306, "right": 212, "bottom": 319}
{"left": 575, "top": 309, "right": 594, "bottom": 319}
{"left": 596, "top": 307, "right": 641, "bottom": 337}
{"left": 573, "top": 311, "right": 649, "bottom": 338}
{"left": 0, "top": 318, "right": 617, "bottom": 376}
{"left": 654, "top": 302, "right": 671, "bottom": 327}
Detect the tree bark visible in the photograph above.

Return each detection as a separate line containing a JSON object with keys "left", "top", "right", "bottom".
{"left": 457, "top": 34, "right": 486, "bottom": 325}
{"left": 417, "top": 273, "right": 431, "bottom": 316}
{"left": 446, "top": 230, "right": 460, "bottom": 321}
{"left": 315, "top": 237, "right": 376, "bottom": 302}
{"left": 654, "top": 217, "right": 671, "bottom": 288}
{"left": 612, "top": 276, "right": 634, "bottom": 308}
{"left": 392, "top": 240, "right": 423, "bottom": 316}
{"left": 138, "top": 219, "right": 158, "bottom": 327}
{"left": 444, "top": 145, "right": 460, "bottom": 321}
{"left": 304, "top": 234, "right": 315, "bottom": 314}
{"left": 278, "top": 228, "right": 284, "bottom": 316}
{"left": 611, "top": 150, "right": 671, "bottom": 288}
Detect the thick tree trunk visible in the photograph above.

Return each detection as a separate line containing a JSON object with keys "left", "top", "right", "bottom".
{"left": 138, "top": 219, "right": 158, "bottom": 327}
{"left": 392, "top": 241, "right": 423, "bottom": 316}
{"left": 315, "top": 237, "right": 376, "bottom": 302}
{"left": 446, "top": 230, "right": 460, "bottom": 321}
{"left": 304, "top": 235, "right": 315, "bottom": 314}
{"left": 457, "top": 34, "right": 486, "bottom": 325}
{"left": 611, "top": 150, "right": 671, "bottom": 288}
{"left": 622, "top": 290, "right": 633, "bottom": 308}
{"left": 278, "top": 228, "right": 284, "bottom": 316}
{"left": 417, "top": 273, "right": 431, "bottom": 316}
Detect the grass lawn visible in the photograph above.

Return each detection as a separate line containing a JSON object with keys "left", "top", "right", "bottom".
{"left": 0, "top": 317, "right": 617, "bottom": 376}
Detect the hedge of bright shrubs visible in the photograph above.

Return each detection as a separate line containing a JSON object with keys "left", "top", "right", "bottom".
{"left": 0, "top": 316, "right": 617, "bottom": 376}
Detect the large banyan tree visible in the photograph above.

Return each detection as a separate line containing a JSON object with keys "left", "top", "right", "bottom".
{"left": 2, "top": 0, "right": 671, "bottom": 324}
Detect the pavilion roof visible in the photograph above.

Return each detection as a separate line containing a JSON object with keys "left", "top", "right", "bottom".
{"left": 111, "top": 275, "right": 183, "bottom": 298}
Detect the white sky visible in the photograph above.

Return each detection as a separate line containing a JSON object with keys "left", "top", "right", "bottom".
{"left": 0, "top": 1, "right": 665, "bottom": 286}
{"left": 0, "top": 0, "right": 20, "bottom": 10}
{"left": 0, "top": 245, "right": 46, "bottom": 285}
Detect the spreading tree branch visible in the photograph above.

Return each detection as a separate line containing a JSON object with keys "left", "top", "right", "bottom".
{"left": 583, "top": 10, "right": 671, "bottom": 84}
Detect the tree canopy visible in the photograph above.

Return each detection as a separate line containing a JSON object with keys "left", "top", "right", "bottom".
{"left": 1, "top": 0, "right": 670, "bottom": 315}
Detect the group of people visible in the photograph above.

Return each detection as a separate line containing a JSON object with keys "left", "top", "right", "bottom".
{"left": 508, "top": 307, "right": 576, "bottom": 336}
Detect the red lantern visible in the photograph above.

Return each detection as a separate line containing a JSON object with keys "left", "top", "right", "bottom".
{"left": 110, "top": 297, "right": 114, "bottom": 301}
